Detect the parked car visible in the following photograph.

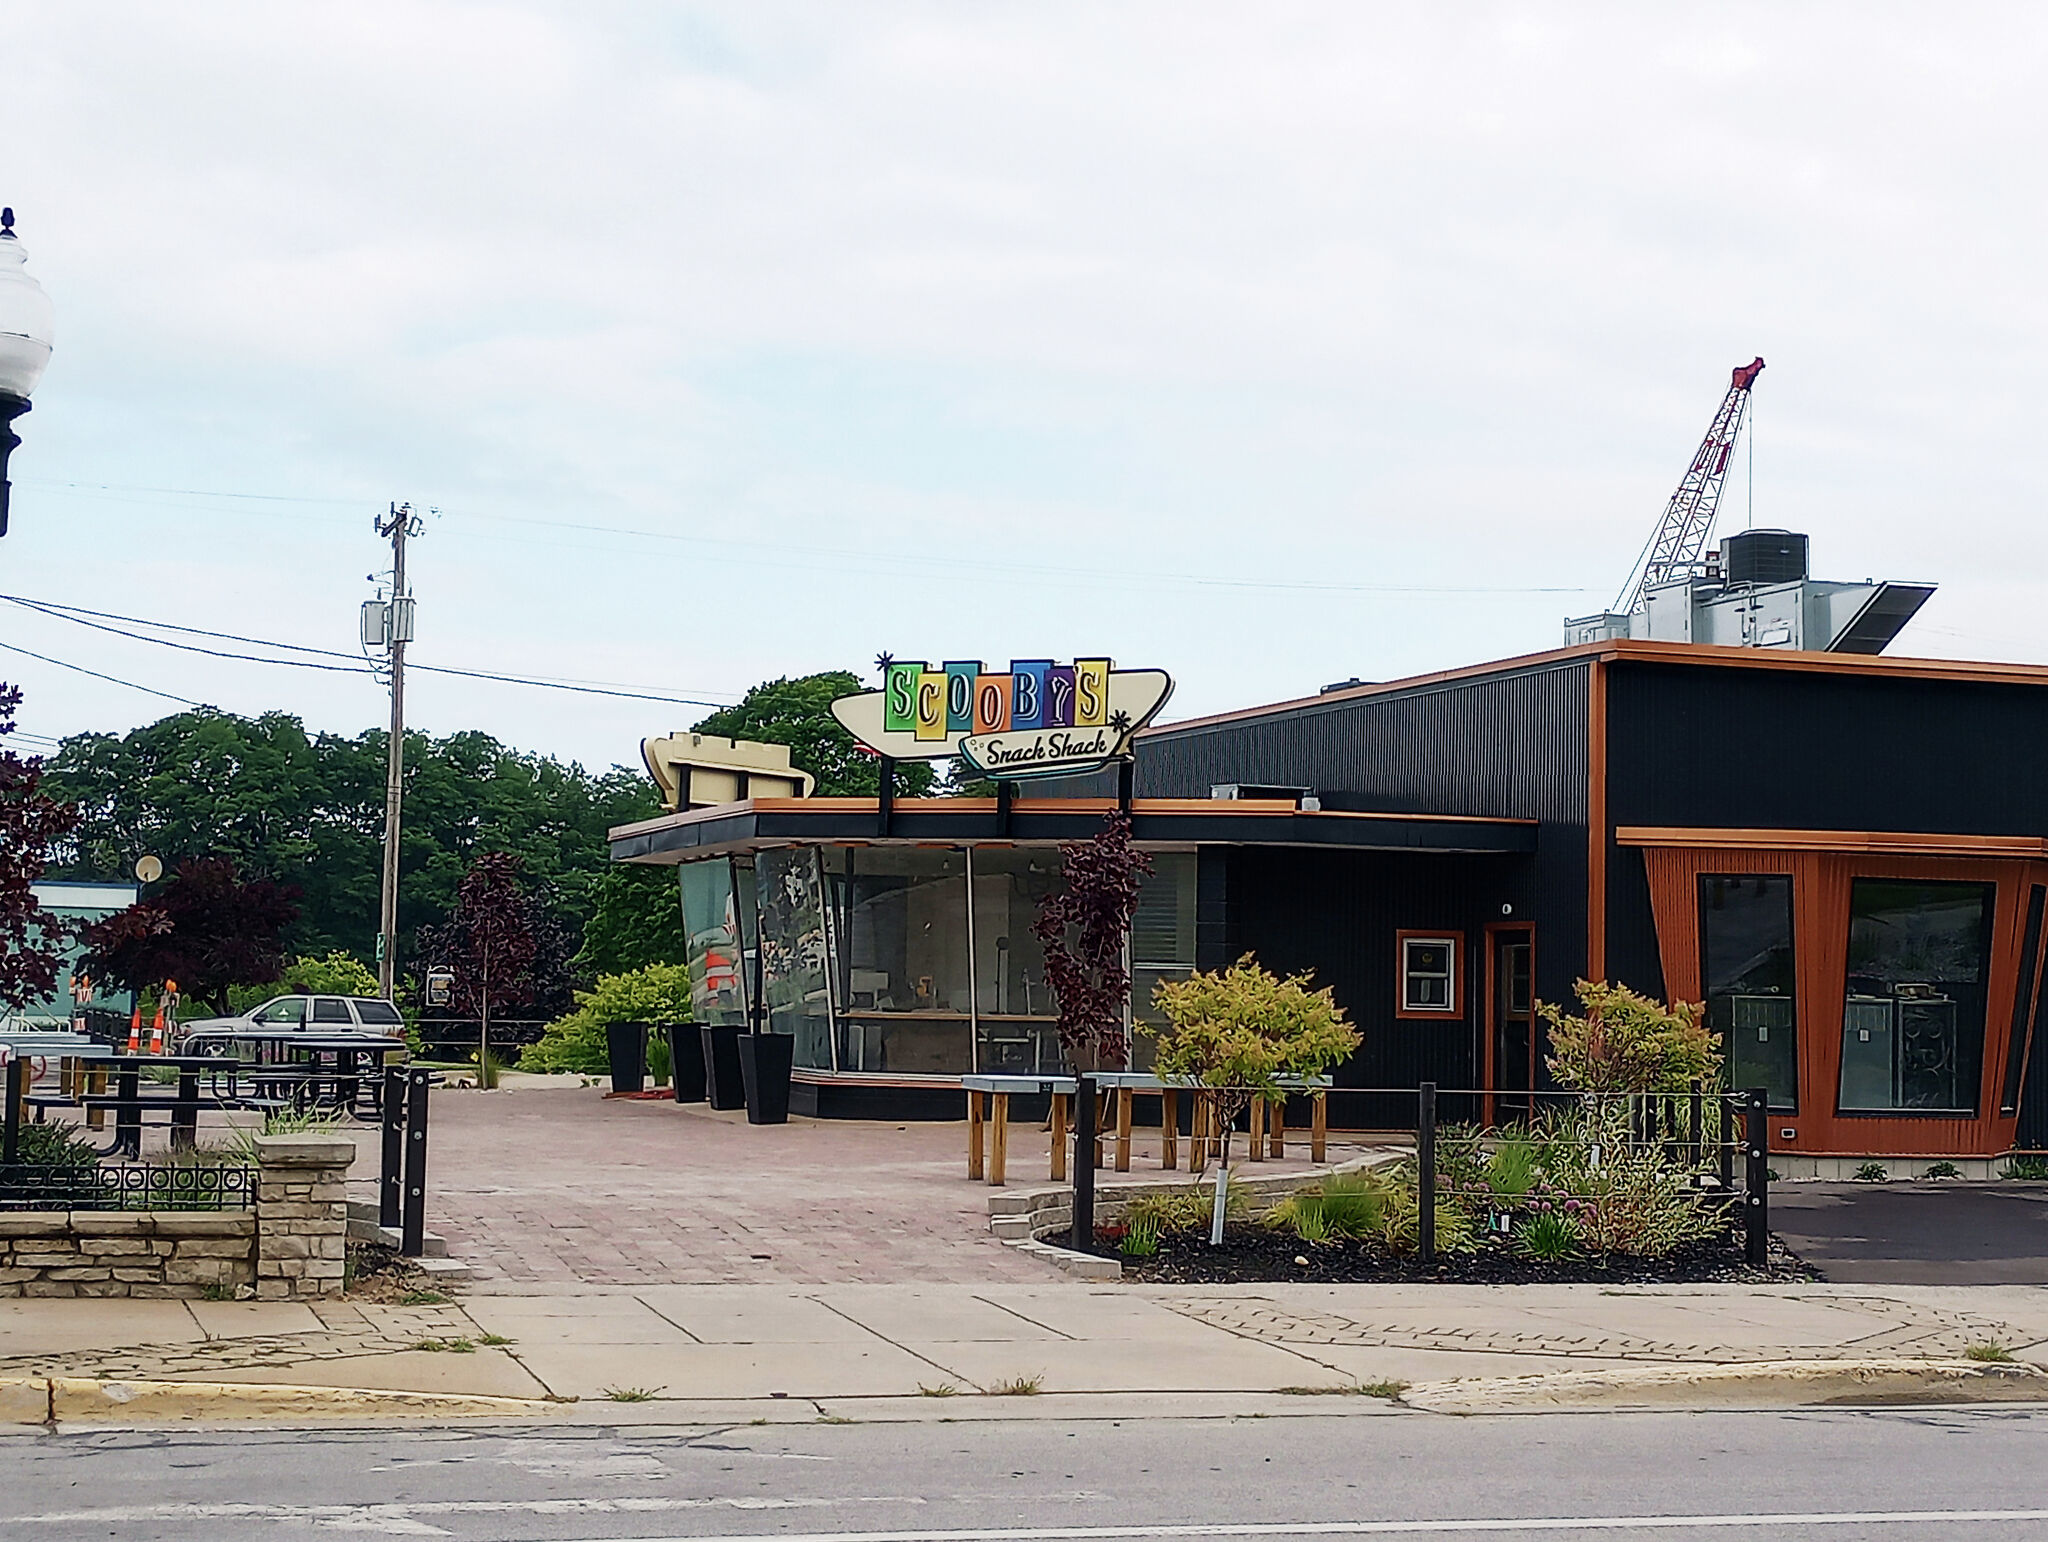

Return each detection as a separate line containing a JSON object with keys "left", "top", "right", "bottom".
{"left": 182, "top": 994, "right": 409, "bottom": 1051}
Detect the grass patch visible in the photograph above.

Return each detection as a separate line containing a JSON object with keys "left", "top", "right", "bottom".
{"left": 601, "top": 1385, "right": 665, "bottom": 1402}
{"left": 399, "top": 1290, "right": 451, "bottom": 1306}
{"left": 477, "top": 1333, "right": 515, "bottom": 1347}
{"left": 2001, "top": 1155, "right": 2048, "bottom": 1181}
{"left": 1923, "top": 1161, "right": 1964, "bottom": 1180}
{"left": 1358, "top": 1380, "right": 1409, "bottom": 1398}
{"left": 199, "top": 1284, "right": 239, "bottom": 1302}
{"left": 988, "top": 1374, "right": 1043, "bottom": 1396}
{"left": 1967, "top": 1342, "right": 2016, "bottom": 1363}
{"left": 1853, "top": 1161, "right": 1890, "bottom": 1183}
{"left": 917, "top": 1382, "right": 960, "bottom": 1397}
{"left": 412, "top": 1337, "right": 475, "bottom": 1353}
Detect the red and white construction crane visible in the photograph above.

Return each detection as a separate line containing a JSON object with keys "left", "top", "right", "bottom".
{"left": 1610, "top": 356, "right": 1764, "bottom": 615}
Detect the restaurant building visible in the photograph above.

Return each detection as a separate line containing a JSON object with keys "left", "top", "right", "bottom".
{"left": 609, "top": 640, "right": 2048, "bottom": 1161}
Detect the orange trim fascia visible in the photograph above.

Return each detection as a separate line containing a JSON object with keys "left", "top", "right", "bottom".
{"left": 1587, "top": 658, "right": 1608, "bottom": 983}
{"left": 1394, "top": 929, "right": 1464, "bottom": 1022}
{"left": 1616, "top": 827, "right": 2048, "bottom": 858}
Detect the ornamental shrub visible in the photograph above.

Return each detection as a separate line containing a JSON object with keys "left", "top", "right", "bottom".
{"left": 1539, "top": 979, "right": 1721, "bottom": 1094}
{"left": 521, "top": 963, "right": 691, "bottom": 1075}
{"left": 1145, "top": 954, "right": 1360, "bottom": 1163}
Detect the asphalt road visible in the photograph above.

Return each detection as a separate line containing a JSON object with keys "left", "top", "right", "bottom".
{"left": 3, "top": 1407, "right": 2047, "bottom": 1541}
{"left": 1770, "top": 1181, "right": 2048, "bottom": 1283}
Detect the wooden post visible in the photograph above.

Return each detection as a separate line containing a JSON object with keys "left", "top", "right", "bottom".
{"left": 1311, "top": 1091, "right": 1327, "bottom": 1163}
{"left": 86, "top": 1063, "right": 106, "bottom": 1130}
{"left": 989, "top": 1093, "right": 1009, "bottom": 1186}
{"left": 1270, "top": 1097, "right": 1286, "bottom": 1159}
{"left": 1093, "top": 1090, "right": 1108, "bottom": 1170}
{"left": 967, "top": 1089, "right": 985, "bottom": 1181}
{"left": 1050, "top": 1092, "right": 1068, "bottom": 1182}
{"left": 1247, "top": 1097, "right": 1265, "bottom": 1162}
{"left": 1114, "top": 1088, "right": 1133, "bottom": 1172}
{"left": 1191, "top": 1093, "right": 1209, "bottom": 1176}
{"left": 1161, "top": 1087, "right": 1179, "bottom": 1170}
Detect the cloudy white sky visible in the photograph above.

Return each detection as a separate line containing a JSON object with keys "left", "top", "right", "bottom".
{"left": 3, "top": 3, "right": 2045, "bottom": 772}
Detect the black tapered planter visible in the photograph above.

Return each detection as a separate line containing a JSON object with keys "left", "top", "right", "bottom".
{"left": 701, "top": 1025, "right": 746, "bottom": 1110}
{"left": 606, "top": 1021, "right": 648, "bottom": 1094}
{"left": 738, "top": 1032, "right": 794, "bottom": 1125}
{"left": 666, "top": 1021, "right": 706, "bottom": 1103}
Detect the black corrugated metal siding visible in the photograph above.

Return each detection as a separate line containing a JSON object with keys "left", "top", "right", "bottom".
{"left": 1606, "top": 663, "right": 2048, "bottom": 833}
{"left": 1220, "top": 846, "right": 1525, "bottom": 1127}
{"left": 1136, "top": 658, "right": 1593, "bottom": 1007}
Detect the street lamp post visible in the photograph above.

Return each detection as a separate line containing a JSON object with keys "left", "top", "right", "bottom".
{"left": 0, "top": 208, "right": 56, "bottom": 538}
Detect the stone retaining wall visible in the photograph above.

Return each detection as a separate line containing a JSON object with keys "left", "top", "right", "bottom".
{"left": 0, "top": 1132, "right": 355, "bottom": 1302}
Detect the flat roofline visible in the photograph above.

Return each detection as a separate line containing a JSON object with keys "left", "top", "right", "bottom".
{"left": 608, "top": 795, "right": 1535, "bottom": 843}
{"left": 1148, "top": 639, "right": 2048, "bottom": 737}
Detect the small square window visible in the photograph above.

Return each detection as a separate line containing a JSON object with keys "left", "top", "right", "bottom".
{"left": 1399, "top": 934, "right": 1460, "bottom": 1017}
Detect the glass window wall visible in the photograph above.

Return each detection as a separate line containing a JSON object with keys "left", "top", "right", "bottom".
{"left": 823, "top": 848, "right": 973, "bottom": 1075}
{"left": 1699, "top": 874, "right": 1798, "bottom": 1111}
{"left": 757, "top": 848, "right": 834, "bottom": 1070}
{"left": 679, "top": 859, "right": 748, "bottom": 1029}
{"left": 1839, "top": 878, "right": 1994, "bottom": 1114}
{"left": 970, "top": 848, "right": 1064, "bottom": 1074}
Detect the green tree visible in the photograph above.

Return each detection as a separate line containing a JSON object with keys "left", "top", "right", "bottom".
{"left": 1539, "top": 980, "right": 1721, "bottom": 1093}
{"left": 0, "top": 681, "right": 80, "bottom": 1012}
{"left": 692, "top": 670, "right": 935, "bottom": 797}
{"left": 522, "top": 963, "right": 692, "bottom": 1075}
{"left": 1145, "top": 954, "right": 1360, "bottom": 1167}
{"left": 79, "top": 857, "right": 301, "bottom": 1014}
{"left": 573, "top": 865, "right": 689, "bottom": 976}
{"left": 228, "top": 950, "right": 383, "bottom": 1014}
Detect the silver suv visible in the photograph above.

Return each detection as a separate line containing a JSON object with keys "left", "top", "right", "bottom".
{"left": 182, "top": 994, "right": 408, "bottom": 1049}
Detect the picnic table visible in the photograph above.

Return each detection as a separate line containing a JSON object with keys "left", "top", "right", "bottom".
{"left": 198, "top": 1032, "right": 408, "bottom": 1119}
{"left": 959, "top": 1072, "right": 1335, "bottom": 1186}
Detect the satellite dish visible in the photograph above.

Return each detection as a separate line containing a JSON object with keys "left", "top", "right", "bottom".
{"left": 134, "top": 855, "right": 163, "bottom": 884}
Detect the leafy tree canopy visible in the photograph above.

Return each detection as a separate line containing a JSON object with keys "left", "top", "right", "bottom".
{"left": 227, "top": 950, "right": 382, "bottom": 1015}
{"left": 0, "top": 681, "right": 80, "bottom": 1012}
{"left": 1540, "top": 980, "right": 1721, "bottom": 1094}
{"left": 692, "top": 670, "right": 935, "bottom": 798}
{"left": 80, "top": 857, "right": 301, "bottom": 1015}
{"left": 42, "top": 709, "right": 661, "bottom": 968}
{"left": 573, "top": 864, "right": 688, "bottom": 977}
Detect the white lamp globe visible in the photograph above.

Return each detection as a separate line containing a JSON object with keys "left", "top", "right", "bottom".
{"left": 0, "top": 208, "right": 55, "bottom": 402}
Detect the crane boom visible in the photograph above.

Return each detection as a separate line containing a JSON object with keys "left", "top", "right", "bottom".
{"left": 1611, "top": 356, "right": 1764, "bottom": 615}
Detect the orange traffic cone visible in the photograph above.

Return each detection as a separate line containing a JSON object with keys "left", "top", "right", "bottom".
{"left": 149, "top": 1005, "right": 166, "bottom": 1055}
{"left": 127, "top": 1006, "right": 142, "bottom": 1053}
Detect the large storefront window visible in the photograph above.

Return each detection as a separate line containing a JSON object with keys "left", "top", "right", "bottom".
{"left": 1840, "top": 879, "right": 1994, "bottom": 1114}
{"left": 679, "top": 859, "right": 748, "bottom": 1028}
{"left": 969, "top": 848, "right": 1063, "bottom": 1074}
{"left": 1700, "top": 874, "right": 1798, "bottom": 1111}
{"left": 1130, "top": 852, "right": 1198, "bottom": 1073}
{"left": 757, "top": 848, "right": 833, "bottom": 1069}
{"left": 823, "top": 848, "right": 972, "bottom": 1075}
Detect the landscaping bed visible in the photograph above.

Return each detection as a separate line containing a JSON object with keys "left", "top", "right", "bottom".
{"left": 1107, "top": 1220, "right": 1816, "bottom": 1285}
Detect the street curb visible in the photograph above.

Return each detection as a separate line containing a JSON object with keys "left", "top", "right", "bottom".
{"left": 1399, "top": 1358, "right": 2048, "bottom": 1414}
{"left": 0, "top": 1376, "right": 568, "bottom": 1425}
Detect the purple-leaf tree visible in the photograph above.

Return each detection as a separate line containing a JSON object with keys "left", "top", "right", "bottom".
{"left": 81, "top": 857, "right": 300, "bottom": 1015}
{"left": 431, "top": 852, "right": 541, "bottom": 1088}
{"left": 1032, "top": 812, "right": 1154, "bottom": 1074}
{"left": 0, "top": 682, "right": 80, "bottom": 1012}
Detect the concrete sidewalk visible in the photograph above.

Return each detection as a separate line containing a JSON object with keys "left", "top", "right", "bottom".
{"left": 3, "top": 1280, "right": 2046, "bottom": 1420}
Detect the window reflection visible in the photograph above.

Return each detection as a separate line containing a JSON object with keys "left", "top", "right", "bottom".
{"left": 1700, "top": 874, "right": 1797, "bottom": 1111}
{"left": 823, "top": 848, "right": 972, "bottom": 1075}
{"left": 757, "top": 848, "right": 833, "bottom": 1070}
{"left": 971, "top": 849, "right": 1064, "bottom": 1074}
{"left": 679, "top": 860, "right": 747, "bottom": 1029}
{"left": 1840, "top": 879, "right": 1993, "bottom": 1115}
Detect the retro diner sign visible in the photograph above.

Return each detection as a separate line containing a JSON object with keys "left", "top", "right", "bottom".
{"left": 830, "top": 657, "right": 1174, "bottom": 781}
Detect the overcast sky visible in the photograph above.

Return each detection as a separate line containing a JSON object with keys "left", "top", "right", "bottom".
{"left": 3, "top": 3, "right": 2045, "bottom": 773}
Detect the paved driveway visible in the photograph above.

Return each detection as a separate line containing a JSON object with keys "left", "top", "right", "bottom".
{"left": 1770, "top": 1181, "right": 2048, "bottom": 1284}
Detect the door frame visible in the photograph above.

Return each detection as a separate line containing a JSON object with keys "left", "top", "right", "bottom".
{"left": 1484, "top": 921, "right": 1536, "bottom": 1127}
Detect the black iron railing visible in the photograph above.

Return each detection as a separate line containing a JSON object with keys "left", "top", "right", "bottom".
{"left": 0, "top": 1161, "right": 257, "bottom": 1211}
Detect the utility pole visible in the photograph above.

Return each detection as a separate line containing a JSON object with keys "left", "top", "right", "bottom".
{"left": 371, "top": 502, "right": 421, "bottom": 999}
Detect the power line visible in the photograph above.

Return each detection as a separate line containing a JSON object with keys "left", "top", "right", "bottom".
{"left": 0, "top": 592, "right": 736, "bottom": 708}
{"left": 0, "top": 638, "right": 203, "bottom": 706}
{"left": 25, "top": 477, "right": 1600, "bottom": 597}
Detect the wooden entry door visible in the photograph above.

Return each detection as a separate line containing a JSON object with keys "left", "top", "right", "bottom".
{"left": 1488, "top": 926, "right": 1536, "bottom": 1123}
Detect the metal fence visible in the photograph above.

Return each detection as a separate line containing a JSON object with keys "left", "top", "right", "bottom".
{"left": 0, "top": 1161, "right": 256, "bottom": 1212}
{"left": 410, "top": 1018, "right": 548, "bottom": 1063}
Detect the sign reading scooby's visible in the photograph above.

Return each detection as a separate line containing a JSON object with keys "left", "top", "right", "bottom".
{"left": 830, "top": 657, "right": 1174, "bottom": 781}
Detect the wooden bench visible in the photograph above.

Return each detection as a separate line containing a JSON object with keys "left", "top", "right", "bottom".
{"left": 960, "top": 1074, "right": 1076, "bottom": 1186}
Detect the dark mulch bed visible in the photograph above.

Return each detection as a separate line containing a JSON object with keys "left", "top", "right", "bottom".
{"left": 1108, "top": 1223, "right": 1817, "bottom": 1285}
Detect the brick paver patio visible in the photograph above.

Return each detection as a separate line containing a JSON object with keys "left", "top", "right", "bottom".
{"left": 341, "top": 1083, "right": 1053, "bottom": 1287}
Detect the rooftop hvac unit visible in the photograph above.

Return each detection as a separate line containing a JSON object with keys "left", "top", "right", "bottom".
{"left": 1721, "top": 529, "right": 1809, "bottom": 586}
